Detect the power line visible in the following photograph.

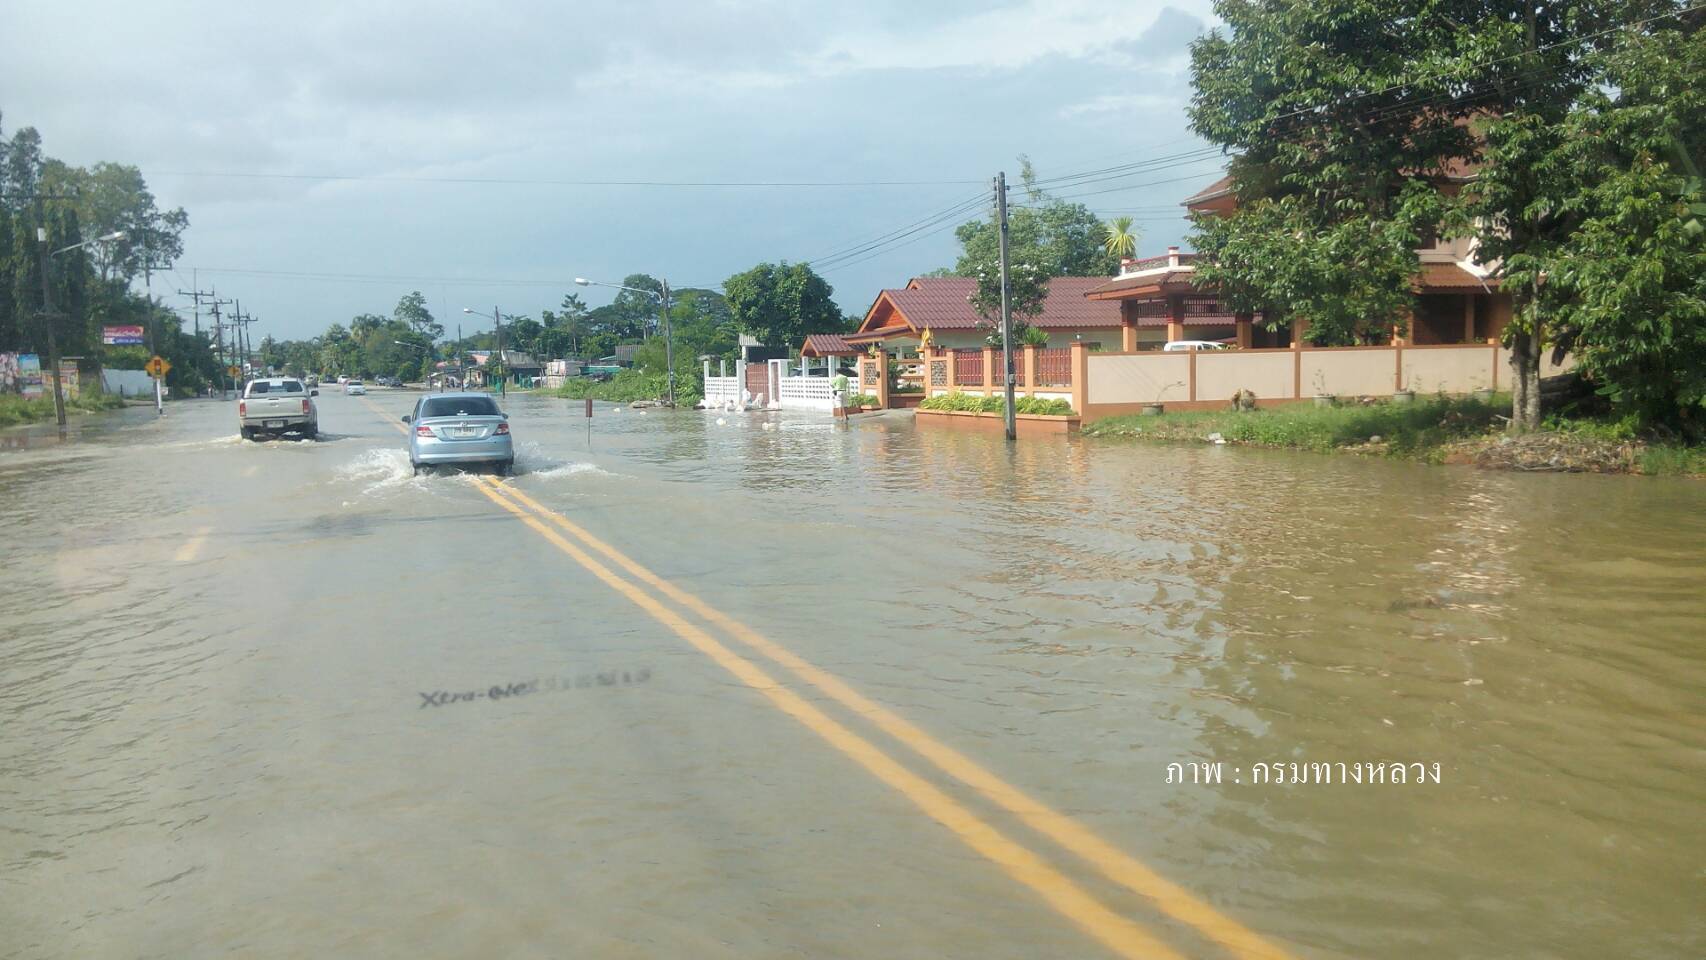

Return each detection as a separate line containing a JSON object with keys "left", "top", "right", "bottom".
{"left": 146, "top": 170, "right": 986, "bottom": 188}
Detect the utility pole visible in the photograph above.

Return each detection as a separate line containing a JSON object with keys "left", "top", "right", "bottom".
{"left": 995, "top": 171, "right": 1016, "bottom": 441}
{"left": 660, "top": 278, "right": 675, "bottom": 407}
{"left": 234, "top": 300, "right": 250, "bottom": 382}
{"left": 36, "top": 220, "right": 68, "bottom": 434}
{"left": 177, "top": 281, "right": 216, "bottom": 397}
{"left": 494, "top": 304, "right": 505, "bottom": 398}
{"left": 207, "top": 295, "right": 233, "bottom": 399}
{"left": 142, "top": 239, "right": 163, "bottom": 415}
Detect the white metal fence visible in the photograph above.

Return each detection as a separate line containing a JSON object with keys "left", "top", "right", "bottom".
{"left": 776, "top": 374, "right": 838, "bottom": 410}
{"left": 703, "top": 374, "right": 743, "bottom": 405}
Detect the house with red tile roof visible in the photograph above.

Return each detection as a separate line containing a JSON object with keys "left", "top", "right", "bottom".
{"left": 1083, "top": 171, "right": 1512, "bottom": 349}
{"left": 845, "top": 276, "right": 1125, "bottom": 353}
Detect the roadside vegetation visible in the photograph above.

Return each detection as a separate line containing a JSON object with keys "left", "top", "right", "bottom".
{"left": 548, "top": 367, "right": 702, "bottom": 406}
{"left": 1084, "top": 394, "right": 1706, "bottom": 477}
{"left": 0, "top": 392, "right": 125, "bottom": 428}
{"left": 920, "top": 392, "right": 1075, "bottom": 416}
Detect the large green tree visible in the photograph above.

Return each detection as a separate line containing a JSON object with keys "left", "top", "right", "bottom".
{"left": 952, "top": 161, "right": 1119, "bottom": 282}
{"left": 393, "top": 290, "right": 442, "bottom": 339}
{"left": 1186, "top": 0, "right": 1633, "bottom": 405}
{"left": 1469, "top": 8, "right": 1706, "bottom": 433}
{"left": 722, "top": 262, "right": 841, "bottom": 349}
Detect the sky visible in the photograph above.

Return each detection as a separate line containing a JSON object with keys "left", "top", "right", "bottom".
{"left": 2, "top": 0, "right": 1227, "bottom": 342}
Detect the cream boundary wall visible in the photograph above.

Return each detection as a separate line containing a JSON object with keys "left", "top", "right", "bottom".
{"left": 1194, "top": 350, "right": 1293, "bottom": 401}
{"left": 1086, "top": 353, "right": 1192, "bottom": 405}
{"left": 1300, "top": 347, "right": 1398, "bottom": 398}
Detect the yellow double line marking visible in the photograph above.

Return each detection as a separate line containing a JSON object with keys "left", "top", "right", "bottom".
{"left": 366, "top": 396, "right": 1291, "bottom": 959}
{"left": 476, "top": 478, "right": 1295, "bottom": 960}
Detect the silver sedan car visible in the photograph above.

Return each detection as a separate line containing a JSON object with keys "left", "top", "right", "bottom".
{"left": 403, "top": 393, "right": 514, "bottom": 474}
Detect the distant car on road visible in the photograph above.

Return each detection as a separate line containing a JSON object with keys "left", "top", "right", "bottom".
{"left": 1161, "top": 340, "right": 1232, "bottom": 352}
{"left": 239, "top": 377, "right": 318, "bottom": 440}
{"left": 345, "top": 379, "right": 367, "bottom": 395}
{"left": 403, "top": 392, "right": 513, "bottom": 475}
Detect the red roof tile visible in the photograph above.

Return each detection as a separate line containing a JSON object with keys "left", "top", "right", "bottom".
{"left": 1182, "top": 175, "right": 1233, "bottom": 206}
{"left": 1083, "top": 270, "right": 1201, "bottom": 299}
{"left": 800, "top": 333, "right": 858, "bottom": 356}
{"left": 872, "top": 276, "right": 1122, "bottom": 331}
{"left": 1417, "top": 263, "right": 1494, "bottom": 291}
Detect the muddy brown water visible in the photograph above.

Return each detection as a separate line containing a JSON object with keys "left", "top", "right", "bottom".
{"left": 2, "top": 392, "right": 1702, "bottom": 958}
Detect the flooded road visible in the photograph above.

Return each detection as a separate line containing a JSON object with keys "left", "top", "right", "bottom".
{"left": 2, "top": 390, "right": 1702, "bottom": 959}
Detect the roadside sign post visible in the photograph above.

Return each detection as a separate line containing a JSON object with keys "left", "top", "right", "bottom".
{"left": 144, "top": 355, "right": 171, "bottom": 382}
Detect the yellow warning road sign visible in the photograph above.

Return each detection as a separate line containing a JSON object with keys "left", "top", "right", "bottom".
{"left": 144, "top": 356, "right": 171, "bottom": 378}
{"left": 227, "top": 365, "right": 241, "bottom": 378}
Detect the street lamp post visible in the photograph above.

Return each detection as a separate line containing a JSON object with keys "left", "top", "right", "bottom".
{"left": 38, "top": 227, "right": 126, "bottom": 433}
{"left": 462, "top": 307, "right": 506, "bottom": 397}
{"left": 574, "top": 276, "right": 674, "bottom": 406}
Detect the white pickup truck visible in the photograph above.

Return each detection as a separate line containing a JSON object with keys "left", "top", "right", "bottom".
{"left": 239, "top": 377, "right": 319, "bottom": 440}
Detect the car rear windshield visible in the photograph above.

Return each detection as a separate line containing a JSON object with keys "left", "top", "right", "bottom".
{"left": 247, "top": 380, "right": 303, "bottom": 395}
{"left": 421, "top": 397, "right": 501, "bottom": 418}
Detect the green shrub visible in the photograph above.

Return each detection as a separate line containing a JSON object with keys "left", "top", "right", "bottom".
{"left": 920, "top": 392, "right": 1075, "bottom": 416}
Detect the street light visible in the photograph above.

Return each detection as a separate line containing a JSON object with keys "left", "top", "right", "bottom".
{"left": 462, "top": 306, "right": 506, "bottom": 397}
{"left": 38, "top": 229, "right": 127, "bottom": 432}
{"left": 575, "top": 275, "right": 674, "bottom": 407}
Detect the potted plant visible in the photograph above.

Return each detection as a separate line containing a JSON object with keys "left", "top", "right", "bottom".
{"left": 1391, "top": 387, "right": 1416, "bottom": 405}
{"left": 1311, "top": 371, "right": 1334, "bottom": 408}
{"left": 1144, "top": 379, "right": 1185, "bottom": 416}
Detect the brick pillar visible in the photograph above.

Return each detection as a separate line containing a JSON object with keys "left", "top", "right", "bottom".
{"left": 982, "top": 345, "right": 995, "bottom": 394}
{"left": 1070, "top": 341, "right": 1089, "bottom": 417}
{"left": 1167, "top": 294, "right": 1185, "bottom": 343}
{"left": 1120, "top": 302, "right": 1138, "bottom": 351}
{"left": 1291, "top": 319, "right": 1306, "bottom": 399}
{"left": 873, "top": 351, "right": 889, "bottom": 409}
{"left": 1236, "top": 312, "right": 1254, "bottom": 349}
{"left": 943, "top": 348, "right": 957, "bottom": 394}
{"left": 1022, "top": 345, "right": 1038, "bottom": 397}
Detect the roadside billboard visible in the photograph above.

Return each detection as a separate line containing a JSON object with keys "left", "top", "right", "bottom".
{"left": 18, "top": 354, "right": 44, "bottom": 399}
{"left": 0, "top": 353, "right": 19, "bottom": 392}
{"left": 102, "top": 325, "right": 146, "bottom": 345}
{"left": 59, "top": 361, "right": 81, "bottom": 398}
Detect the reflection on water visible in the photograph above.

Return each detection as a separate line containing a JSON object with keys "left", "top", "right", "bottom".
{"left": 2, "top": 393, "right": 1703, "bottom": 959}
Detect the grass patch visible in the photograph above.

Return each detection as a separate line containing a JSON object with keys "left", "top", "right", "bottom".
{"left": 1637, "top": 444, "right": 1706, "bottom": 477}
{"left": 1084, "top": 394, "right": 1503, "bottom": 456}
{"left": 0, "top": 392, "right": 126, "bottom": 428}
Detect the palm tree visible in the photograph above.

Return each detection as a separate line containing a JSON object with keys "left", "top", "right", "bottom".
{"left": 1102, "top": 217, "right": 1139, "bottom": 259}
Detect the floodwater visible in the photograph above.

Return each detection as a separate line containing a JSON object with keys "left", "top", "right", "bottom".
{"left": 1, "top": 390, "right": 1702, "bottom": 959}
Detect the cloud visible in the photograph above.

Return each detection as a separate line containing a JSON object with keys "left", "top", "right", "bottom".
{"left": 2, "top": 1, "right": 1223, "bottom": 337}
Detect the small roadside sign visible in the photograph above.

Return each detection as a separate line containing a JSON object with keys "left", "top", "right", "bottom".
{"left": 144, "top": 356, "right": 171, "bottom": 379}
{"left": 227, "top": 365, "right": 241, "bottom": 378}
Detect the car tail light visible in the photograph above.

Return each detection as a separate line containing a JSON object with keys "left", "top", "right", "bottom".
{"left": 495, "top": 422, "right": 510, "bottom": 435}
{"left": 415, "top": 424, "right": 434, "bottom": 436}
{"left": 239, "top": 401, "right": 247, "bottom": 417}
{"left": 301, "top": 399, "right": 311, "bottom": 414}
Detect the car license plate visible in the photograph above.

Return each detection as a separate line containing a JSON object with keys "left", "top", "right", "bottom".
{"left": 450, "top": 426, "right": 479, "bottom": 438}
{"left": 265, "top": 419, "right": 285, "bottom": 428}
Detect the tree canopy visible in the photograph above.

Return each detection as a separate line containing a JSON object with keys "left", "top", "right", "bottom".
{"left": 1182, "top": 0, "right": 1685, "bottom": 428}
{"left": 722, "top": 261, "right": 842, "bottom": 349}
